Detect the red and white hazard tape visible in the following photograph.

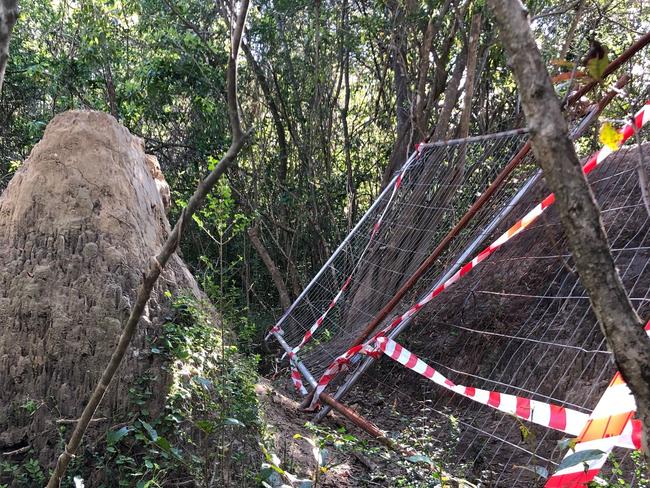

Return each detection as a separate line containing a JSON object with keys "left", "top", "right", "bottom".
{"left": 376, "top": 336, "right": 589, "bottom": 435}
{"left": 290, "top": 360, "right": 308, "bottom": 396}
{"left": 287, "top": 276, "right": 353, "bottom": 356}
{"left": 545, "top": 320, "right": 650, "bottom": 488}
{"left": 308, "top": 101, "right": 650, "bottom": 408}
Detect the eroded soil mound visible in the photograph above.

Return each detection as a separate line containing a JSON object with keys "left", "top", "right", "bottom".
{"left": 0, "top": 111, "right": 201, "bottom": 463}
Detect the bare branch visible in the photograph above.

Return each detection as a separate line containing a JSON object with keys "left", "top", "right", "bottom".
{"left": 45, "top": 1, "right": 252, "bottom": 486}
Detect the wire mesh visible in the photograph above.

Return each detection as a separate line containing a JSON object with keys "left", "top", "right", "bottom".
{"left": 273, "top": 130, "right": 531, "bottom": 381}
{"left": 337, "top": 122, "right": 649, "bottom": 486}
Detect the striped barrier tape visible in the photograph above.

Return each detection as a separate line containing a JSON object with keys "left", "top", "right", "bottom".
{"left": 290, "top": 359, "right": 308, "bottom": 396}
{"left": 308, "top": 100, "right": 650, "bottom": 409}
{"left": 545, "top": 320, "right": 650, "bottom": 487}
{"left": 265, "top": 324, "right": 283, "bottom": 341}
{"left": 376, "top": 336, "right": 589, "bottom": 435}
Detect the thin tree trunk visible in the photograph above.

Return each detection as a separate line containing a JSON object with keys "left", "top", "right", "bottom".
{"left": 241, "top": 42, "right": 288, "bottom": 184}
{"left": 103, "top": 62, "right": 118, "bottom": 119}
{"left": 381, "top": 0, "right": 411, "bottom": 189}
{"left": 46, "top": 1, "right": 251, "bottom": 485}
{"left": 0, "top": 0, "right": 18, "bottom": 96}
{"left": 410, "top": 0, "right": 454, "bottom": 148}
{"left": 247, "top": 225, "right": 292, "bottom": 310}
{"left": 430, "top": 47, "right": 467, "bottom": 141}
{"left": 457, "top": 13, "right": 482, "bottom": 141}
{"left": 340, "top": 0, "right": 356, "bottom": 232}
{"left": 488, "top": 0, "right": 650, "bottom": 460}
{"left": 558, "top": 0, "right": 584, "bottom": 61}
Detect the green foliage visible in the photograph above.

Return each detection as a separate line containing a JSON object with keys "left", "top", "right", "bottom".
{"left": 0, "top": 458, "right": 45, "bottom": 486}
{"left": 59, "top": 293, "right": 263, "bottom": 487}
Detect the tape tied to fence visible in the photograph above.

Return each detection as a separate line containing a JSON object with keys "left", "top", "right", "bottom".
{"left": 545, "top": 320, "right": 650, "bottom": 488}
{"left": 290, "top": 360, "right": 308, "bottom": 396}
{"left": 376, "top": 336, "right": 589, "bottom": 435}
{"left": 308, "top": 100, "right": 650, "bottom": 410}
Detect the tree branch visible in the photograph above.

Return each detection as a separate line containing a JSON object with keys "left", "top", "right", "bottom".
{"left": 487, "top": 0, "right": 650, "bottom": 462}
{"left": 0, "top": 0, "right": 18, "bottom": 96}
{"left": 46, "top": 1, "right": 252, "bottom": 485}
{"left": 247, "top": 224, "right": 292, "bottom": 310}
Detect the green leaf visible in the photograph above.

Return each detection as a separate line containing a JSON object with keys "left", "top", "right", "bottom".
{"left": 196, "top": 420, "right": 215, "bottom": 433}
{"left": 144, "top": 459, "right": 154, "bottom": 469}
{"left": 558, "top": 449, "right": 605, "bottom": 471}
{"left": 155, "top": 436, "right": 171, "bottom": 451}
{"left": 193, "top": 376, "right": 212, "bottom": 390}
{"left": 557, "top": 437, "right": 578, "bottom": 451}
{"left": 140, "top": 420, "right": 158, "bottom": 441}
{"left": 514, "top": 465, "right": 549, "bottom": 479}
{"left": 587, "top": 53, "right": 609, "bottom": 81}
{"left": 406, "top": 455, "right": 434, "bottom": 466}
{"left": 224, "top": 417, "right": 245, "bottom": 427}
{"left": 107, "top": 426, "right": 130, "bottom": 445}
{"left": 260, "top": 466, "right": 274, "bottom": 481}
{"left": 317, "top": 447, "right": 329, "bottom": 467}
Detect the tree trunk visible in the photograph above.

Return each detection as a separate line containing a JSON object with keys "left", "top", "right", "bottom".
{"left": 103, "top": 62, "right": 118, "bottom": 119}
{"left": 488, "top": 0, "right": 650, "bottom": 459}
{"left": 430, "top": 47, "right": 467, "bottom": 141}
{"left": 247, "top": 225, "right": 292, "bottom": 310}
{"left": 381, "top": 0, "right": 411, "bottom": 189}
{"left": 457, "top": 13, "right": 482, "bottom": 141}
{"left": 0, "top": 0, "right": 18, "bottom": 96}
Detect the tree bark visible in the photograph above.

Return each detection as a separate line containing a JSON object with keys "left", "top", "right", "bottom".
{"left": 247, "top": 224, "right": 292, "bottom": 310}
{"left": 0, "top": 0, "right": 18, "bottom": 96}
{"left": 430, "top": 47, "right": 467, "bottom": 141}
{"left": 488, "top": 0, "right": 650, "bottom": 460}
{"left": 46, "top": 1, "right": 251, "bottom": 485}
{"left": 103, "top": 62, "right": 118, "bottom": 119}
{"left": 381, "top": 0, "right": 411, "bottom": 189}
{"left": 340, "top": 0, "right": 356, "bottom": 232}
{"left": 457, "top": 13, "right": 482, "bottom": 141}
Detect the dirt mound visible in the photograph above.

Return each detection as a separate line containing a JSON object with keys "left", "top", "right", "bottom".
{"left": 0, "top": 111, "right": 201, "bottom": 463}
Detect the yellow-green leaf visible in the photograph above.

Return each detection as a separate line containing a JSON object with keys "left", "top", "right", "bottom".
{"left": 599, "top": 122, "right": 623, "bottom": 150}
{"left": 587, "top": 52, "right": 609, "bottom": 81}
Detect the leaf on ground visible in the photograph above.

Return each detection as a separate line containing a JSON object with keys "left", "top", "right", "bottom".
{"left": 406, "top": 454, "right": 434, "bottom": 466}
{"left": 513, "top": 464, "right": 549, "bottom": 479}
{"left": 155, "top": 436, "right": 171, "bottom": 451}
{"left": 224, "top": 417, "right": 245, "bottom": 427}
{"left": 140, "top": 420, "right": 158, "bottom": 441}
{"left": 557, "top": 437, "right": 578, "bottom": 451}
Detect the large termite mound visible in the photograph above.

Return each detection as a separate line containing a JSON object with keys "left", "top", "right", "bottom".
{"left": 0, "top": 111, "right": 201, "bottom": 462}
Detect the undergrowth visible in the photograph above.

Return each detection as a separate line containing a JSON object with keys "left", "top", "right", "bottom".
{"left": 1, "top": 292, "right": 263, "bottom": 488}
